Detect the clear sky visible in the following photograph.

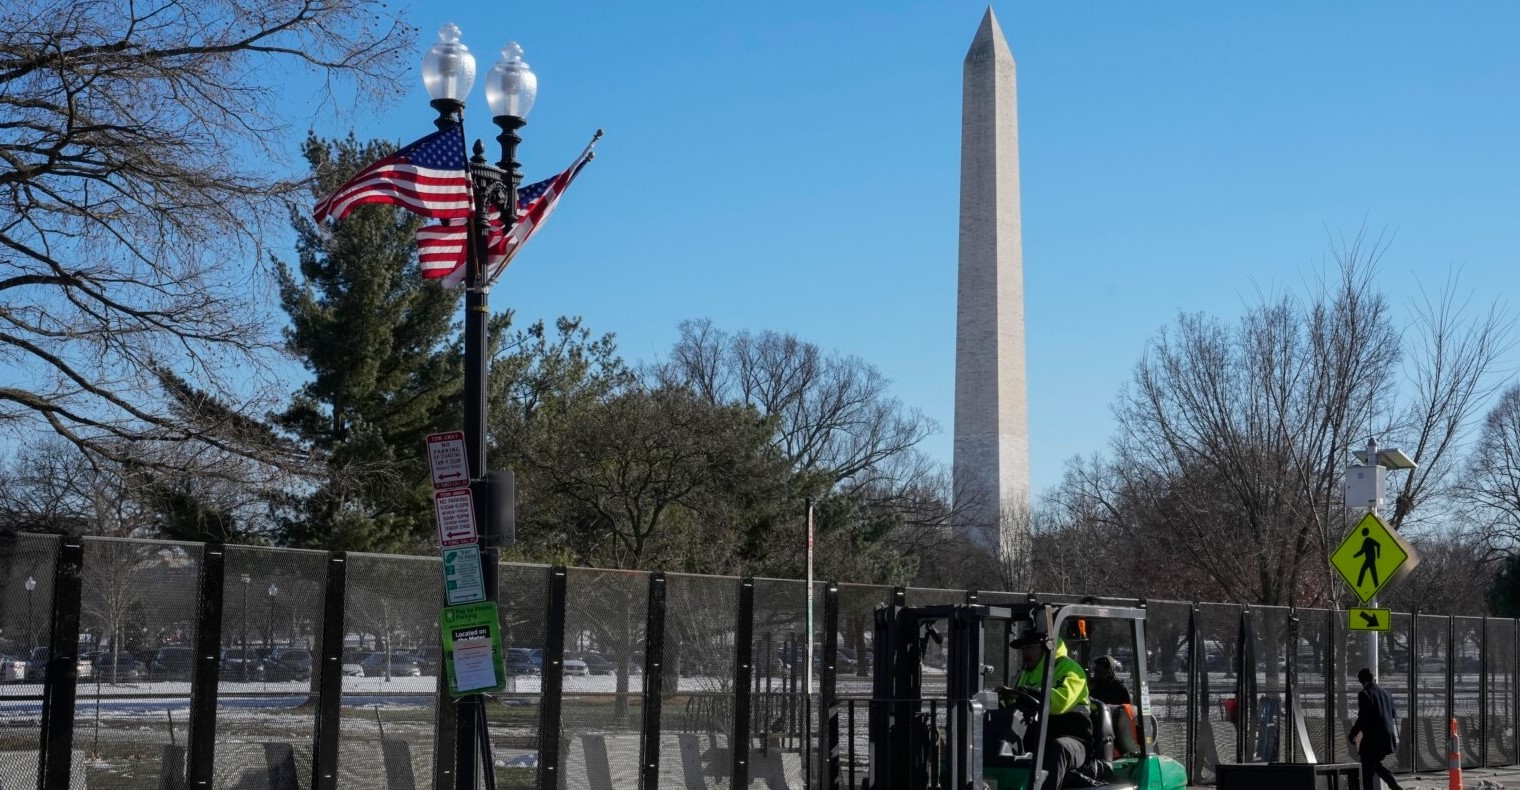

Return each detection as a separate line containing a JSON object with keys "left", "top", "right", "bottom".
{"left": 302, "top": 1, "right": 1520, "bottom": 498}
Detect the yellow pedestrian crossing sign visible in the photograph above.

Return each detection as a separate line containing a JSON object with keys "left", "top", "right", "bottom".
{"left": 1331, "top": 511, "right": 1419, "bottom": 603}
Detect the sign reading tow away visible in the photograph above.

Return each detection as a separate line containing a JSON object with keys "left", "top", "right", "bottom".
{"left": 426, "top": 431, "right": 470, "bottom": 490}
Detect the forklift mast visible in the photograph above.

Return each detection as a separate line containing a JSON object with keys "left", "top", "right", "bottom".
{"left": 865, "top": 602, "right": 1154, "bottom": 790}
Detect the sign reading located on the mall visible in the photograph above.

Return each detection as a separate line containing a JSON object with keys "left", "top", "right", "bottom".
{"left": 441, "top": 601, "right": 505, "bottom": 695}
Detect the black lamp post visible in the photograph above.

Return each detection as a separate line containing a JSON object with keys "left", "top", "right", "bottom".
{"left": 266, "top": 582, "right": 279, "bottom": 652}
{"left": 24, "top": 576, "right": 35, "bottom": 648}
{"left": 421, "top": 23, "right": 535, "bottom": 790}
{"left": 241, "top": 573, "right": 251, "bottom": 681}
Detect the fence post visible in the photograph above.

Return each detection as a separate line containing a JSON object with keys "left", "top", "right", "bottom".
{"left": 1185, "top": 604, "right": 1200, "bottom": 782}
{"left": 892, "top": 586, "right": 905, "bottom": 607}
{"left": 1447, "top": 616, "right": 1456, "bottom": 749}
{"left": 37, "top": 537, "right": 82, "bottom": 790}
{"left": 1326, "top": 608, "right": 1339, "bottom": 764}
{"left": 1236, "top": 606, "right": 1253, "bottom": 764}
{"left": 1284, "top": 608, "right": 1297, "bottom": 763}
{"left": 733, "top": 578, "right": 755, "bottom": 787}
{"left": 1408, "top": 610, "right": 1420, "bottom": 770}
{"left": 311, "top": 552, "right": 347, "bottom": 790}
{"left": 1480, "top": 616, "right": 1489, "bottom": 767}
{"left": 538, "top": 566, "right": 568, "bottom": 790}
{"left": 821, "top": 581, "right": 839, "bottom": 790}
{"left": 186, "top": 544, "right": 227, "bottom": 790}
{"left": 639, "top": 571, "right": 667, "bottom": 790}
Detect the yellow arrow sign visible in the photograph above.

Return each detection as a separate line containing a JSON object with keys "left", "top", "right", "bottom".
{"left": 1331, "top": 511, "right": 1419, "bottom": 603}
{"left": 1348, "top": 607, "right": 1391, "bottom": 632}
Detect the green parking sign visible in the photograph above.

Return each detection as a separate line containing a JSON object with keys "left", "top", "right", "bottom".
{"left": 440, "top": 601, "right": 506, "bottom": 696}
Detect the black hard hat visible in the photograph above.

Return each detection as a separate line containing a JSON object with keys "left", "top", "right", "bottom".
{"left": 1010, "top": 632, "right": 1044, "bottom": 648}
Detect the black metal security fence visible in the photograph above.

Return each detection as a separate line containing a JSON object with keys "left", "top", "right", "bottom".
{"left": 0, "top": 532, "right": 1515, "bottom": 789}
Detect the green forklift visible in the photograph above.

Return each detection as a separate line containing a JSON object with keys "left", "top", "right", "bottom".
{"left": 863, "top": 600, "right": 1188, "bottom": 790}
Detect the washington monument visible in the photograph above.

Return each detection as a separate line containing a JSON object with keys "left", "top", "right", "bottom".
{"left": 953, "top": 7, "right": 1030, "bottom": 572}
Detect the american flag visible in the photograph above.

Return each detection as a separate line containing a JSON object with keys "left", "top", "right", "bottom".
{"left": 418, "top": 133, "right": 598, "bottom": 287}
{"left": 313, "top": 125, "right": 471, "bottom": 224}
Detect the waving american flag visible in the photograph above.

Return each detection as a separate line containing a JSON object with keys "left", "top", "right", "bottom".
{"left": 416, "top": 132, "right": 599, "bottom": 287}
{"left": 313, "top": 125, "right": 472, "bottom": 223}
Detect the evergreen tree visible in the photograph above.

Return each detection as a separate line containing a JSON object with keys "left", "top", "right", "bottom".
{"left": 272, "top": 133, "right": 468, "bottom": 551}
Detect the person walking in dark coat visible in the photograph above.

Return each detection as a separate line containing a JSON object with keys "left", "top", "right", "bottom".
{"left": 1348, "top": 667, "right": 1404, "bottom": 790}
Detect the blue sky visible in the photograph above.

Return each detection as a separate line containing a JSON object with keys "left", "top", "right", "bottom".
{"left": 301, "top": 2, "right": 1520, "bottom": 497}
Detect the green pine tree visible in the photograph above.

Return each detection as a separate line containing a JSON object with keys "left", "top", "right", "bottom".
{"left": 273, "top": 132, "right": 471, "bottom": 551}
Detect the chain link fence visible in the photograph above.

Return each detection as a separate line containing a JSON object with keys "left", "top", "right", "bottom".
{"left": 9, "top": 533, "right": 1520, "bottom": 789}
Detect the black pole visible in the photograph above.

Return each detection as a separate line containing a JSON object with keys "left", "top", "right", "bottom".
{"left": 733, "top": 579, "right": 755, "bottom": 787}
{"left": 1480, "top": 616, "right": 1490, "bottom": 767}
{"left": 312, "top": 552, "right": 347, "bottom": 790}
{"left": 1408, "top": 611, "right": 1420, "bottom": 770}
{"left": 1284, "top": 609, "right": 1297, "bottom": 763}
{"left": 187, "top": 544, "right": 226, "bottom": 790}
{"left": 640, "top": 572, "right": 668, "bottom": 790}
{"left": 1185, "top": 605, "right": 1199, "bottom": 782}
{"left": 37, "top": 538, "right": 82, "bottom": 790}
{"left": 1327, "top": 608, "right": 1340, "bottom": 764}
{"left": 820, "top": 582, "right": 839, "bottom": 790}
{"left": 537, "top": 567, "right": 567, "bottom": 790}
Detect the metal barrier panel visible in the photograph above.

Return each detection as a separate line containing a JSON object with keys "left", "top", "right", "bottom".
{"left": 72, "top": 537, "right": 205, "bottom": 790}
{"left": 1413, "top": 613, "right": 1450, "bottom": 772}
{"left": 1143, "top": 600, "right": 1191, "bottom": 762}
{"left": 1386, "top": 611, "right": 1413, "bottom": 773}
{"left": 1194, "top": 602, "right": 1242, "bottom": 784}
{"left": 494, "top": 562, "right": 549, "bottom": 787}
{"left": 1294, "top": 608, "right": 1331, "bottom": 763}
{"left": 752, "top": 577, "right": 813, "bottom": 790}
{"left": 73, "top": 537, "right": 203, "bottom": 789}
{"left": 835, "top": 582, "right": 892, "bottom": 788}
{"left": 1485, "top": 618, "right": 1515, "bottom": 765}
{"left": 560, "top": 566, "right": 646, "bottom": 790}
{"left": 661, "top": 572, "right": 738, "bottom": 789}
{"left": 338, "top": 552, "right": 440, "bottom": 789}
{"left": 1247, "top": 606, "right": 1290, "bottom": 763}
{"left": 0, "top": 533, "right": 61, "bottom": 785}
{"left": 191, "top": 544, "right": 328, "bottom": 790}
{"left": 1454, "top": 615, "right": 1484, "bottom": 768}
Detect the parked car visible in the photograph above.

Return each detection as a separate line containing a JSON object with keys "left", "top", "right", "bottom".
{"left": 562, "top": 658, "right": 590, "bottom": 677}
{"left": 413, "top": 646, "right": 441, "bottom": 676}
{"left": 219, "top": 647, "right": 265, "bottom": 680}
{"left": 265, "top": 649, "right": 313, "bottom": 681}
{"left": 0, "top": 654, "right": 27, "bottom": 683}
{"left": 90, "top": 651, "right": 145, "bottom": 682}
{"left": 505, "top": 649, "right": 539, "bottom": 676}
{"left": 148, "top": 647, "right": 196, "bottom": 681}
{"left": 26, "top": 647, "right": 94, "bottom": 681}
{"left": 571, "top": 653, "right": 617, "bottom": 675}
{"left": 341, "top": 660, "right": 366, "bottom": 678}
{"left": 359, "top": 652, "right": 422, "bottom": 678}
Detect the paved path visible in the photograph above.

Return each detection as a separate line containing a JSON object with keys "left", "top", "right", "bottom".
{"left": 1190, "top": 765, "right": 1518, "bottom": 789}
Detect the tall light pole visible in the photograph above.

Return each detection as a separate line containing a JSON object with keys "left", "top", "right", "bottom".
{"left": 267, "top": 582, "right": 279, "bottom": 652}
{"left": 241, "top": 574, "right": 251, "bottom": 681}
{"left": 422, "top": 23, "right": 535, "bottom": 790}
{"left": 24, "top": 576, "right": 35, "bottom": 648}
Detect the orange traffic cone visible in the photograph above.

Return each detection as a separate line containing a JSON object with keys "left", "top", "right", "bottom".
{"left": 1447, "top": 717, "right": 1463, "bottom": 790}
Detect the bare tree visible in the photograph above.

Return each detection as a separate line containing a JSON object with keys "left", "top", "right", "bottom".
{"left": 1455, "top": 384, "right": 1520, "bottom": 551}
{"left": 0, "top": 0, "right": 413, "bottom": 474}
{"left": 1110, "top": 241, "right": 1507, "bottom": 607}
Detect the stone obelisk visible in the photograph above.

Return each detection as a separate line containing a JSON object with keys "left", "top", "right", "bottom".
{"left": 954, "top": 7, "right": 1030, "bottom": 572}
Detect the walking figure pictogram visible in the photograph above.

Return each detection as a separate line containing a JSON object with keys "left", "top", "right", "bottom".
{"left": 1353, "top": 527, "right": 1381, "bottom": 588}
